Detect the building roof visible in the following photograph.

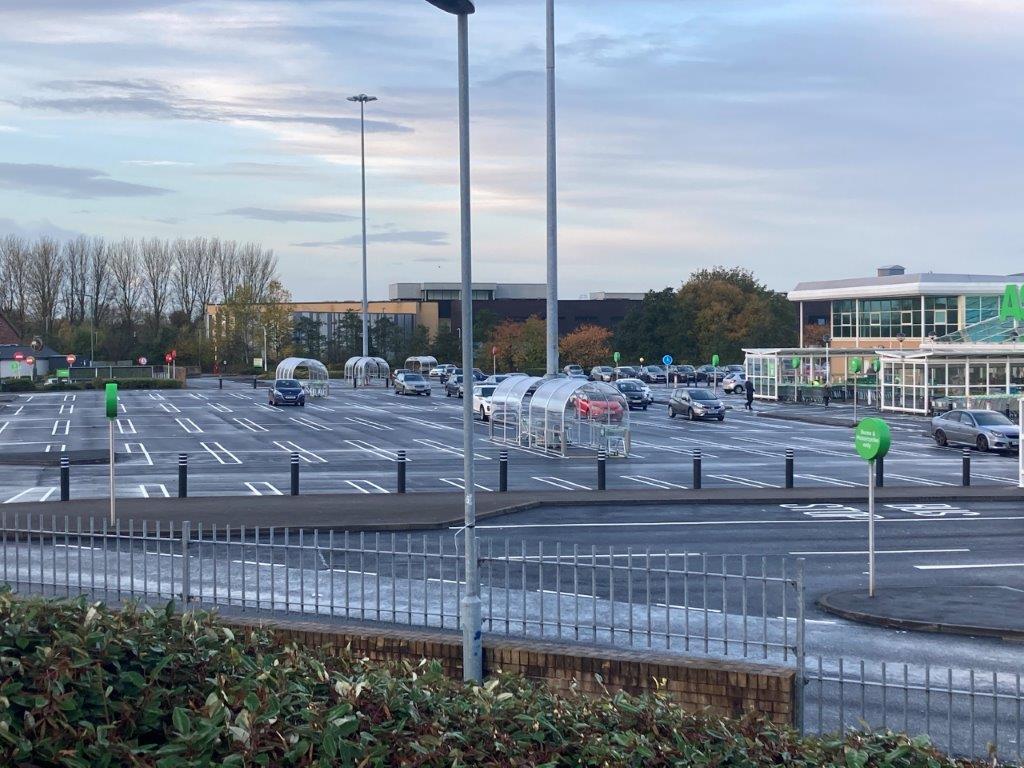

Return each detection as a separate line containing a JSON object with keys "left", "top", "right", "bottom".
{"left": 0, "top": 343, "right": 63, "bottom": 360}
{"left": 789, "top": 271, "right": 1023, "bottom": 302}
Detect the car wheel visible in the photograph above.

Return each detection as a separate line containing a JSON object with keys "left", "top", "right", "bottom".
{"left": 717, "top": 414, "right": 725, "bottom": 422}
{"left": 480, "top": 406, "right": 488, "bottom": 422}
{"left": 934, "top": 430, "right": 948, "bottom": 447}
{"left": 299, "top": 401, "right": 305, "bottom": 407}
{"left": 668, "top": 406, "right": 676, "bottom": 418}
{"left": 446, "top": 390, "right": 451, "bottom": 397}
{"left": 977, "top": 435, "right": 989, "bottom": 452}
{"left": 643, "top": 405, "right": 648, "bottom": 411}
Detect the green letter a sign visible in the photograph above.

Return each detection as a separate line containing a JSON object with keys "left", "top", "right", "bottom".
{"left": 1000, "top": 284, "right": 1021, "bottom": 321}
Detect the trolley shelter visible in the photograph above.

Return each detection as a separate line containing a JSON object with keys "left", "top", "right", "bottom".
{"left": 343, "top": 356, "right": 390, "bottom": 384}
{"left": 274, "top": 357, "right": 330, "bottom": 397}
{"left": 404, "top": 356, "right": 438, "bottom": 374}
{"left": 489, "top": 376, "right": 630, "bottom": 456}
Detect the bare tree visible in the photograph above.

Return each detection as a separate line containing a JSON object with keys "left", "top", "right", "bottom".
{"left": 62, "top": 236, "right": 90, "bottom": 325}
{"left": 87, "top": 237, "right": 111, "bottom": 328}
{"left": 217, "top": 239, "right": 240, "bottom": 304}
{"left": 27, "top": 236, "right": 65, "bottom": 335}
{"left": 0, "top": 234, "right": 30, "bottom": 332}
{"left": 109, "top": 238, "right": 143, "bottom": 329}
{"left": 141, "top": 237, "right": 172, "bottom": 331}
{"left": 238, "top": 243, "right": 277, "bottom": 302}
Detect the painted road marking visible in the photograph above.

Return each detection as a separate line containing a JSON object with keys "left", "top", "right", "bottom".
{"left": 414, "top": 438, "right": 491, "bottom": 460}
{"left": 274, "top": 440, "right": 327, "bottom": 463}
{"left": 708, "top": 474, "right": 779, "bottom": 489}
{"left": 200, "top": 441, "right": 242, "bottom": 465}
{"left": 175, "top": 417, "right": 203, "bottom": 434}
{"left": 123, "top": 443, "right": 153, "bottom": 465}
{"left": 401, "top": 415, "right": 458, "bottom": 431}
{"left": 245, "top": 481, "right": 283, "bottom": 496}
{"left": 51, "top": 419, "right": 70, "bottom": 436}
{"left": 229, "top": 393, "right": 250, "bottom": 400}
{"left": 209, "top": 402, "right": 232, "bottom": 413}
{"left": 969, "top": 472, "right": 1017, "bottom": 484}
{"left": 0, "top": 422, "right": 7, "bottom": 435}
{"left": 59, "top": 403, "right": 74, "bottom": 415}
{"left": 346, "top": 416, "right": 393, "bottom": 431}
{"left": 290, "top": 416, "right": 332, "bottom": 431}
{"left": 159, "top": 402, "right": 181, "bottom": 414}
{"left": 441, "top": 477, "right": 494, "bottom": 492}
{"left": 794, "top": 474, "right": 863, "bottom": 487}
{"left": 62, "top": 393, "right": 76, "bottom": 402}
{"left": 308, "top": 404, "right": 334, "bottom": 412}
{"left": 886, "top": 473, "right": 953, "bottom": 487}
{"left": 791, "top": 548, "right": 970, "bottom": 556}
{"left": 345, "top": 480, "right": 390, "bottom": 494}
{"left": 10, "top": 406, "right": 22, "bottom": 415}
{"left": 116, "top": 418, "right": 136, "bottom": 435}
{"left": 4, "top": 487, "right": 57, "bottom": 504}
{"left": 190, "top": 393, "right": 207, "bottom": 400}
{"left": 474, "top": 515, "right": 1024, "bottom": 530}
{"left": 139, "top": 484, "right": 170, "bottom": 498}
{"left": 43, "top": 443, "right": 67, "bottom": 452}
{"left": 632, "top": 439, "right": 709, "bottom": 456}
{"left": 532, "top": 476, "right": 591, "bottom": 490}
{"left": 254, "top": 404, "right": 276, "bottom": 412}
{"left": 233, "top": 418, "right": 268, "bottom": 433}
{"left": 621, "top": 475, "right": 688, "bottom": 489}
{"left": 148, "top": 392, "right": 166, "bottom": 401}
{"left": 915, "top": 562, "right": 1024, "bottom": 570}
{"left": 345, "top": 440, "right": 400, "bottom": 461}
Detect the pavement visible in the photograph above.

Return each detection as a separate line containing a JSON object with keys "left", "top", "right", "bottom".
{"left": 819, "top": 586, "right": 1024, "bottom": 641}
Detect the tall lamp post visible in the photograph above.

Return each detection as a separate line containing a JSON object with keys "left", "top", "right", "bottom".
{"left": 822, "top": 334, "right": 831, "bottom": 384}
{"left": 347, "top": 93, "right": 378, "bottom": 358}
{"left": 425, "top": 0, "right": 481, "bottom": 683}
{"left": 544, "top": 0, "right": 558, "bottom": 376}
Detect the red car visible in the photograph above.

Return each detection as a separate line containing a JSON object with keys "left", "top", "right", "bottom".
{"left": 575, "top": 393, "right": 624, "bottom": 422}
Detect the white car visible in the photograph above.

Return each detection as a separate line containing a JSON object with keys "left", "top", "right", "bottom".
{"left": 722, "top": 372, "right": 747, "bottom": 394}
{"left": 473, "top": 384, "right": 497, "bottom": 421}
{"left": 615, "top": 377, "right": 652, "bottom": 403}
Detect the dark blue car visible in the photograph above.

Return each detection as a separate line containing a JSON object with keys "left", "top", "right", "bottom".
{"left": 269, "top": 379, "right": 306, "bottom": 407}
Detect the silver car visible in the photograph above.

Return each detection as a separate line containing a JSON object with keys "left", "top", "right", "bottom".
{"left": 931, "top": 409, "right": 1019, "bottom": 453}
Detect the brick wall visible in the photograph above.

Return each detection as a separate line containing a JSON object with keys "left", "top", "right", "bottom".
{"left": 226, "top": 617, "right": 795, "bottom": 726}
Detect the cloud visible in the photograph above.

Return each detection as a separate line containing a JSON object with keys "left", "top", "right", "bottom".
{"left": 0, "top": 125, "right": 19, "bottom": 133}
{"left": 198, "top": 162, "right": 323, "bottom": 179}
{"left": 122, "top": 159, "right": 194, "bottom": 167}
{"left": 0, "top": 163, "right": 172, "bottom": 198}
{"left": 0, "top": 217, "right": 82, "bottom": 240}
{"left": 221, "top": 207, "right": 356, "bottom": 223}
{"left": 292, "top": 230, "right": 449, "bottom": 248}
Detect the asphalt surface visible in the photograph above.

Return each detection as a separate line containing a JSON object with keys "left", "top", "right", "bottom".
{"left": 0, "top": 375, "right": 1020, "bottom": 503}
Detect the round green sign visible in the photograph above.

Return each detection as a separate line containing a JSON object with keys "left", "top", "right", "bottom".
{"left": 613, "top": 351, "right": 621, "bottom": 364}
{"left": 790, "top": 356, "right": 800, "bottom": 369}
{"left": 854, "top": 417, "right": 891, "bottom": 461}
{"left": 105, "top": 382, "right": 118, "bottom": 420}
{"left": 849, "top": 357, "right": 862, "bottom": 374}
{"left": 712, "top": 354, "right": 720, "bottom": 366}
{"left": 871, "top": 358, "right": 881, "bottom": 373}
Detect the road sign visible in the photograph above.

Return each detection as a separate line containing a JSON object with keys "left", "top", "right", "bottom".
{"left": 25, "top": 356, "right": 35, "bottom": 366}
{"left": 491, "top": 345, "right": 497, "bottom": 356}
{"left": 30, "top": 337, "right": 43, "bottom": 352}
{"left": 662, "top": 355, "right": 673, "bottom": 366}
{"left": 855, "top": 418, "right": 891, "bottom": 461}
{"left": 105, "top": 382, "right": 118, "bottom": 419}
{"left": 171, "top": 349, "right": 177, "bottom": 360}
{"left": 138, "top": 356, "right": 148, "bottom": 366}
{"left": 66, "top": 354, "right": 77, "bottom": 365}
{"left": 165, "top": 353, "right": 173, "bottom": 364}
{"left": 57, "top": 369, "right": 70, "bottom": 379}
{"left": 13, "top": 351, "right": 24, "bottom": 362}
{"left": 253, "top": 358, "right": 263, "bottom": 368}
{"left": 711, "top": 354, "right": 720, "bottom": 367}
{"left": 613, "top": 351, "right": 621, "bottom": 363}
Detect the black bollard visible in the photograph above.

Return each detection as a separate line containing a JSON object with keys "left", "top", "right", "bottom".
{"left": 219, "top": 377, "right": 223, "bottom": 390}
{"left": 291, "top": 452, "right": 300, "bottom": 496}
{"left": 499, "top": 449, "right": 508, "bottom": 492}
{"left": 875, "top": 455, "right": 884, "bottom": 488}
{"left": 692, "top": 448, "right": 702, "bottom": 490}
{"left": 597, "top": 449, "right": 606, "bottom": 491}
{"left": 785, "top": 448, "right": 794, "bottom": 489}
{"left": 962, "top": 448, "right": 970, "bottom": 487}
{"left": 60, "top": 454, "right": 70, "bottom": 501}
{"left": 178, "top": 453, "right": 188, "bottom": 498}
{"left": 397, "top": 449, "right": 407, "bottom": 494}
{"left": 253, "top": 377, "right": 257, "bottom": 390}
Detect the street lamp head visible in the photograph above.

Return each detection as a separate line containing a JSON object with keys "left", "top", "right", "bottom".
{"left": 347, "top": 94, "right": 377, "bottom": 103}
{"left": 424, "top": 0, "right": 475, "bottom": 14}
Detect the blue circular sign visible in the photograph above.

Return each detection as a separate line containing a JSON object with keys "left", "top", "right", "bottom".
{"left": 662, "top": 355, "right": 673, "bottom": 366}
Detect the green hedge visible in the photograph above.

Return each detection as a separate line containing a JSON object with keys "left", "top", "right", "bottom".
{"left": 83, "top": 378, "right": 184, "bottom": 390}
{"left": 0, "top": 593, "right": 999, "bottom": 767}
{"left": 0, "top": 378, "right": 35, "bottom": 392}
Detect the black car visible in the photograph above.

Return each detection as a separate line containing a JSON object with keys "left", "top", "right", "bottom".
{"left": 668, "top": 365, "right": 696, "bottom": 384}
{"left": 445, "top": 374, "right": 465, "bottom": 398}
{"left": 668, "top": 387, "right": 725, "bottom": 421}
{"left": 451, "top": 367, "right": 487, "bottom": 383}
{"left": 615, "top": 380, "right": 650, "bottom": 410}
{"left": 638, "top": 365, "right": 667, "bottom": 384}
{"left": 268, "top": 378, "right": 306, "bottom": 407}
{"left": 613, "top": 366, "right": 638, "bottom": 381}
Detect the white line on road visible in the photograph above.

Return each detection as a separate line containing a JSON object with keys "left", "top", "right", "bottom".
{"left": 51, "top": 419, "right": 70, "bottom": 436}
{"left": 116, "top": 418, "right": 136, "bottom": 435}
{"left": 63, "top": 393, "right": 76, "bottom": 402}
{"left": 0, "top": 422, "right": 7, "bottom": 435}
{"left": 245, "top": 481, "right": 283, "bottom": 496}
{"left": 345, "top": 440, "right": 399, "bottom": 461}
{"left": 790, "top": 548, "right": 970, "bottom": 556}
{"left": 11, "top": 406, "right": 23, "bottom": 415}
{"left": 148, "top": 392, "right": 165, "bottom": 401}
{"left": 139, "top": 484, "right": 170, "bottom": 498}
{"left": 346, "top": 416, "right": 392, "bottom": 431}
{"left": 345, "top": 479, "right": 390, "bottom": 494}
{"left": 123, "top": 442, "right": 153, "bottom": 465}
{"left": 4, "top": 487, "right": 58, "bottom": 504}
{"left": 209, "top": 402, "right": 232, "bottom": 413}
{"left": 59, "top": 403, "right": 74, "bottom": 415}
{"left": 200, "top": 441, "right": 242, "bottom": 465}
{"left": 414, "top": 438, "right": 491, "bottom": 460}
{"left": 233, "top": 417, "right": 268, "bottom": 433}
{"left": 914, "top": 562, "right": 1024, "bottom": 570}
{"left": 441, "top": 477, "right": 494, "bottom": 492}
{"left": 175, "top": 417, "right": 203, "bottom": 434}
{"left": 532, "top": 476, "right": 591, "bottom": 490}
{"left": 708, "top": 474, "right": 779, "bottom": 489}
{"left": 621, "top": 475, "right": 688, "bottom": 489}
{"left": 290, "top": 416, "right": 332, "bottom": 431}
{"left": 886, "top": 473, "right": 953, "bottom": 487}
{"left": 793, "top": 474, "right": 863, "bottom": 487}
{"left": 159, "top": 402, "right": 181, "bottom": 413}
{"left": 274, "top": 440, "right": 327, "bottom": 463}
{"left": 473, "top": 515, "right": 1024, "bottom": 530}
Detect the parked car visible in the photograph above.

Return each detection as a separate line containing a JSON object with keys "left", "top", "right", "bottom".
{"left": 452, "top": 367, "right": 487, "bottom": 383}
{"left": 613, "top": 366, "right": 638, "bottom": 381}
{"left": 695, "top": 364, "right": 715, "bottom": 383}
{"left": 615, "top": 377, "right": 653, "bottom": 404}
{"left": 722, "top": 372, "right": 747, "bottom": 394}
{"left": 726, "top": 364, "right": 744, "bottom": 374}
{"left": 931, "top": 409, "right": 1019, "bottom": 453}
{"left": 481, "top": 374, "right": 510, "bottom": 385}
{"left": 563, "top": 364, "right": 585, "bottom": 376}
{"left": 268, "top": 378, "right": 306, "bottom": 407}
{"left": 574, "top": 392, "right": 625, "bottom": 422}
{"left": 473, "top": 384, "right": 497, "bottom": 421}
{"left": 638, "top": 365, "right": 667, "bottom": 384}
{"left": 394, "top": 372, "right": 432, "bottom": 396}
{"left": 668, "top": 364, "right": 696, "bottom": 384}
{"left": 444, "top": 374, "right": 464, "bottom": 398}
{"left": 590, "top": 366, "right": 614, "bottom": 382}
{"left": 668, "top": 387, "right": 726, "bottom": 421}
{"left": 615, "top": 380, "right": 650, "bottom": 410}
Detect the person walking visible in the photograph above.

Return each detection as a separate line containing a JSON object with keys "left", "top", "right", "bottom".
{"left": 822, "top": 381, "right": 831, "bottom": 407}
{"left": 744, "top": 378, "right": 754, "bottom": 411}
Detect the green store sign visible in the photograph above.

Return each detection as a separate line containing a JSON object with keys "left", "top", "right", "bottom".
{"left": 999, "top": 285, "right": 1021, "bottom": 320}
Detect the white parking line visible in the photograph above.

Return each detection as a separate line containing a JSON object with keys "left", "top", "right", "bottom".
{"left": 308, "top": 404, "right": 334, "bottom": 412}
{"left": 59, "top": 403, "right": 74, "bottom": 415}
{"left": 441, "top": 477, "right": 494, "bottom": 492}
{"left": 139, "top": 483, "right": 170, "bottom": 498}
{"left": 229, "top": 393, "right": 250, "bottom": 400}
{"left": 970, "top": 472, "right": 1017, "bottom": 484}
{"left": 62, "top": 393, "right": 76, "bottom": 402}
{"left": 233, "top": 418, "right": 268, "bottom": 433}
{"left": 532, "top": 476, "right": 591, "bottom": 490}
{"left": 43, "top": 443, "right": 67, "bottom": 452}
{"left": 345, "top": 480, "right": 390, "bottom": 494}
{"left": 708, "top": 474, "right": 779, "bottom": 488}
{"left": 245, "top": 481, "right": 283, "bottom": 496}
{"left": 794, "top": 474, "right": 863, "bottom": 487}
{"left": 345, "top": 440, "right": 400, "bottom": 461}
{"left": 0, "top": 422, "right": 7, "bottom": 435}
{"left": 123, "top": 442, "right": 153, "bottom": 466}
{"left": 148, "top": 392, "right": 165, "bottom": 401}
{"left": 274, "top": 440, "right": 327, "bottom": 463}
{"left": 116, "top": 418, "right": 136, "bottom": 435}
{"left": 621, "top": 475, "right": 688, "bottom": 489}
{"left": 159, "top": 402, "right": 181, "bottom": 413}
{"left": 11, "top": 405, "right": 23, "bottom": 415}
{"left": 886, "top": 473, "right": 953, "bottom": 487}
{"left": 200, "top": 441, "right": 242, "bottom": 465}
{"left": 290, "top": 416, "right": 332, "bottom": 431}
{"left": 791, "top": 548, "right": 969, "bottom": 556}
{"left": 346, "top": 416, "right": 392, "bottom": 431}
{"left": 915, "top": 562, "right": 1024, "bottom": 570}
{"left": 175, "top": 417, "right": 203, "bottom": 434}
{"left": 414, "top": 438, "right": 491, "bottom": 460}
{"left": 190, "top": 393, "right": 207, "bottom": 400}
{"left": 51, "top": 419, "right": 70, "bottom": 436}
{"left": 4, "top": 487, "right": 58, "bottom": 504}
{"left": 209, "top": 402, "right": 232, "bottom": 413}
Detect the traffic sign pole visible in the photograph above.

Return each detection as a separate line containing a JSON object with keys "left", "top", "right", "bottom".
{"left": 868, "top": 459, "right": 876, "bottom": 597}
{"left": 105, "top": 383, "right": 118, "bottom": 524}
{"left": 854, "top": 417, "right": 890, "bottom": 599}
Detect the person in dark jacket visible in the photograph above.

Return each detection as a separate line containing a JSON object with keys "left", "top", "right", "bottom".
{"left": 822, "top": 381, "right": 831, "bottom": 407}
{"left": 744, "top": 378, "right": 754, "bottom": 410}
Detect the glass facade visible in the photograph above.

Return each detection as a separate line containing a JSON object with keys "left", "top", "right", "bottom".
{"left": 965, "top": 295, "right": 1000, "bottom": 326}
{"left": 831, "top": 300, "right": 856, "bottom": 338}
{"left": 422, "top": 289, "right": 493, "bottom": 300}
{"left": 857, "top": 298, "right": 920, "bottom": 338}
{"left": 924, "top": 296, "right": 958, "bottom": 337}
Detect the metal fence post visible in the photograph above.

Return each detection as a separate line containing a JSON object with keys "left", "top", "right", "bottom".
{"left": 499, "top": 449, "right": 508, "bottom": 492}
{"left": 875, "top": 455, "right": 884, "bottom": 488}
{"left": 397, "top": 450, "right": 407, "bottom": 494}
{"left": 795, "top": 558, "right": 806, "bottom": 734}
{"left": 178, "top": 453, "right": 188, "bottom": 498}
{"left": 597, "top": 449, "right": 606, "bottom": 491}
{"left": 180, "top": 520, "right": 190, "bottom": 604}
{"left": 962, "top": 448, "right": 971, "bottom": 487}
{"left": 60, "top": 455, "right": 70, "bottom": 501}
{"left": 785, "top": 448, "right": 794, "bottom": 489}
{"left": 290, "top": 452, "right": 300, "bottom": 496}
{"left": 692, "top": 448, "right": 702, "bottom": 490}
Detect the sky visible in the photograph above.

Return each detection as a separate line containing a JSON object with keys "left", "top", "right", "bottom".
{"left": 0, "top": 0, "right": 1022, "bottom": 302}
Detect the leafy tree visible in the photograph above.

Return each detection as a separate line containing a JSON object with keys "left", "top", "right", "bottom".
{"left": 559, "top": 324, "right": 613, "bottom": 369}
{"left": 485, "top": 316, "right": 546, "bottom": 373}
{"left": 803, "top": 323, "right": 829, "bottom": 347}
{"left": 614, "top": 288, "right": 682, "bottom": 362}
{"left": 293, "top": 316, "right": 325, "bottom": 360}
{"left": 370, "top": 316, "right": 400, "bottom": 362}
{"left": 430, "top": 324, "right": 461, "bottom": 364}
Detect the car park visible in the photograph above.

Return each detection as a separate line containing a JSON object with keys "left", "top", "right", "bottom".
{"left": 590, "top": 366, "right": 614, "bottom": 382}
{"left": 473, "top": 384, "right": 497, "bottom": 421}
{"left": 722, "top": 372, "right": 747, "bottom": 394}
{"left": 268, "top": 379, "right": 306, "bottom": 407}
{"left": 668, "top": 387, "right": 725, "bottom": 421}
{"left": 638, "top": 365, "right": 667, "bottom": 384}
{"left": 444, "top": 374, "right": 464, "bottom": 398}
{"left": 931, "top": 409, "right": 1019, "bottom": 453}
{"left": 394, "top": 372, "right": 432, "bottom": 396}
{"left": 668, "top": 364, "right": 696, "bottom": 384}
{"left": 613, "top": 366, "right": 638, "bottom": 381}
{"left": 563, "top": 364, "right": 585, "bottom": 376}
{"left": 615, "top": 380, "right": 650, "bottom": 410}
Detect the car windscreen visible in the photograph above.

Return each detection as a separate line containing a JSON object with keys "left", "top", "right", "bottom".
{"left": 276, "top": 380, "right": 300, "bottom": 388}
{"left": 404, "top": 374, "right": 425, "bottom": 382}
{"left": 973, "top": 412, "right": 1013, "bottom": 426}
{"left": 477, "top": 386, "right": 496, "bottom": 397}
{"left": 617, "top": 383, "right": 640, "bottom": 392}
{"left": 691, "top": 389, "right": 718, "bottom": 401}
{"left": 646, "top": 366, "right": 664, "bottom": 373}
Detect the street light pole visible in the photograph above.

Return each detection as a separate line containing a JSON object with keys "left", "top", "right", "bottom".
{"left": 348, "top": 93, "right": 377, "bottom": 358}
{"left": 544, "top": 0, "right": 558, "bottom": 375}
{"left": 425, "top": 0, "right": 481, "bottom": 683}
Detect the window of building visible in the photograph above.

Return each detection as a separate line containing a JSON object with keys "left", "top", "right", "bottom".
{"left": 924, "top": 296, "right": 958, "bottom": 337}
{"left": 831, "top": 300, "right": 856, "bottom": 337}
{"left": 421, "top": 289, "right": 494, "bottom": 301}
{"left": 964, "top": 295, "right": 1000, "bottom": 326}
{"left": 857, "top": 298, "right": 920, "bottom": 338}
